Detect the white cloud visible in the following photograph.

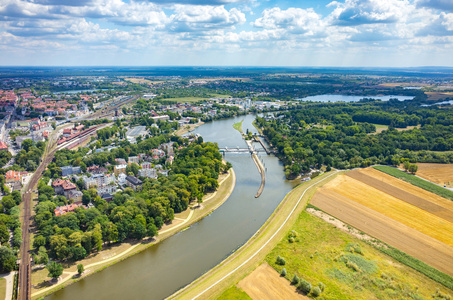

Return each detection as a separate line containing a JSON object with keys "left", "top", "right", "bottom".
{"left": 327, "top": 0, "right": 414, "bottom": 26}
{"left": 168, "top": 5, "right": 245, "bottom": 33}
{"left": 252, "top": 7, "right": 324, "bottom": 35}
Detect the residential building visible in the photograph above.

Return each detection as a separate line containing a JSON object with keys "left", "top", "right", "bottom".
{"left": 114, "top": 164, "right": 127, "bottom": 176}
{"left": 100, "top": 193, "right": 113, "bottom": 202}
{"left": 61, "top": 166, "right": 82, "bottom": 177}
{"left": 125, "top": 176, "right": 143, "bottom": 191}
{"left": 87, "top": 165, "right": 108, "bottom": 175}
{"left": 97, "top": 185, "right": 117, "bottom": 195}
{"left": 52, "top": 179, "right": 77, "bottom": 198}
{"left": 138, "top": 168, "right": 157, "bottom": 179}
{"left": 117, "top": 173, "right": 127, "bottom": 185}
{"left": 129, "top": 156, "right": 139, "bottom": 165}
{"left": 115, "top": 158, "right": 127, "bottom": 165}
{"left": 82, "top": 173, "right": 115, "bottom": 189}
{"left": 140, "top": 162, "right": 152, "bottom": 169}
{"left": 66, "top": 190, "right": 83, "bottom": 202}
{"left": 54, "top": 202, "right": 86, "bottom": 217}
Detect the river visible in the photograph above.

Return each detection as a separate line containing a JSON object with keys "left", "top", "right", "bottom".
{"left": 47, "top": 114, "right": 294, "bottom": 300}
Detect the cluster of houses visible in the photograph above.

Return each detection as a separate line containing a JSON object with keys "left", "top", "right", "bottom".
{"left": 50, "top": 149, "right": 174, "bottom": 216}
{"left": 5, "top": 169, "right": 31, "bottom": 191}
{"left": 14, "top": 118, "right": 52, "bottom": 148}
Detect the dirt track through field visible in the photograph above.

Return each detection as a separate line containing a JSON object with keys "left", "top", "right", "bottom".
{"left": 346, "top": 170, "right": 453, "bottom": 222}
{"left": 237, "top": 263, "right": 308, "bottom": 300}
{"left": 311, "top": 189, "right": 453, "bottom": 276}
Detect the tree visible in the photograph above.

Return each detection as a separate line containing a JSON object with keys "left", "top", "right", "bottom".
{"left": 147, "top": 224, "right": 158, "bottom": 238}
{"left": 0, "top": 225, "right": 9, "bottom": 245}
{"left": 0, "top": 246, "right": 16, "bottom": 272}
{"left": 22, "top": 139, "right": 34, "bottom": 152}
{"left": 46, "top": 261, "right": 63, "bottom": 280}
{"left": 82, "top": 191, "right": 91, "bottom": 206}
{"left": 33, "top": 235, "right": 46, "bottom": 249}
{"left": 37, "top": 246, "right": 49, "bottom": 265}
{"left": 77, "top": 263, "right": 84, "bottom": 275}
{"left": 402, "top": 160, "right": 410, "bottom": 172}
{"left": 408, "top": 164, "right": 418, "bottom": 174}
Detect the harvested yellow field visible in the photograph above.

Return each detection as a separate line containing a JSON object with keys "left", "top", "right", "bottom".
{"left": 359, "top": 168, "right": 453, "bottom": 212}
{"left": 323, "top": 173, "right": 453, "bottom": 247}
{"left": 413, "top": 163, "right": 453, "bottom": 188}
{"left": 237, "top": 263, "right": 308, "bottom": 300}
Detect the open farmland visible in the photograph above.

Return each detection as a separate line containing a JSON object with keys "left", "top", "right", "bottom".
{"left": 412, "top": 163, "right": 453, "bottom": 188}
{"left": 310, "top": 168, "right": 453, "bottom": 277}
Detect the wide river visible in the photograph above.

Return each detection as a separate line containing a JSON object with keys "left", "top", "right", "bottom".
{"left": 47, "top": 114, "right": 294, "bottom": 300}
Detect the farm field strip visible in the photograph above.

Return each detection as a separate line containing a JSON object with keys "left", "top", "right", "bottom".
{"left": 325, "top": 175, "right": 453, "bottom": 246}
{"left": 311, "top": 189, "right": 453, "bottom": 276}
{"left": 413, "top": 163, "right": 453, "bottom": 187}
{"left": 346, "top": 170, "right": 453, "bottom": 222}
{"left": 362, "top": 168, "right": 453, "bottom": 210}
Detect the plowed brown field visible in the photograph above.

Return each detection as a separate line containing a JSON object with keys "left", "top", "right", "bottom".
{"left": 310, "top": 168, "right": 453, "bottom": 276}
{"left": 237, "top": 263, "right": 308, "bottom": 300}
{"left": 412, "top": 163, "right": 453, "bottom": 187}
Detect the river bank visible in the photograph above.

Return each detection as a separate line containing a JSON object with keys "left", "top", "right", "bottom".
{"left": 174, "top": 121, "right": 205, "bottom": 136}
{"left": 31, "top": 167, "right": 236, "bottom": 300}
{"left": 169, "top": 170, "right": 341, "bottom": 300}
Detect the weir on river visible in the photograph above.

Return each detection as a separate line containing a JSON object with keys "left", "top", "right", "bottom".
{"left": 47, "top": 114, "right": 293, "bottom": 300}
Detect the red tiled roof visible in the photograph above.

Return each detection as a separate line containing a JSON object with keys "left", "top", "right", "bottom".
{"left": 0, "top": 141, "right": 8, "bottom": 150}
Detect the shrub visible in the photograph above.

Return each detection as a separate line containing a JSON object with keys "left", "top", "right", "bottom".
{"left": 298, "top": 279, "right": 312, "bottom": 295}
{"left": 318, "top": 282, "right": 325, "bottom": 292}
{"left": 281, "top": 268, "right": 287, "bottom": 277}
{"left": 276, "top": 256, "right": 286, "bottom": 265}
{"left": 312, "top": 286, "right": 322, "bottom": 297}
{"left": 292, "top": 274, "right": 300, "bottom": 285}
{"left": 77, "top": 264, "right": 84, "bottom": 275}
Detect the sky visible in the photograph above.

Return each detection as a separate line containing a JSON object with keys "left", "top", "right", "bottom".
{"left": 0, "top": 0, "right": 452, "bottom": 67}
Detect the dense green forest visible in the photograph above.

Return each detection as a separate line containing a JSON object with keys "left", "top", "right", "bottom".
{"left": 256, "top": 101, "right": 453, "bottom": 178}
{"left": 32, "top": 141, "right": 229, "bottom": 262}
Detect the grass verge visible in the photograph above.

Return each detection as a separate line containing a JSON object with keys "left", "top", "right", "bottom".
{"left": 217, "top": 286, "right": 251, "bottom": 300}
{"left": 373, "top": 165, "right": 453, "bottom": 201}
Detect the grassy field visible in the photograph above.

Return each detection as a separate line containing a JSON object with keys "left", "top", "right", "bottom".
{"left": 372, "top": 124, "right": 388, "bottom": 134}
{"left": 373, "top": 165, "right": 453, "bottom": 201}
{"left": 265, "top": 211, "right": 452, "bottom": 300}
{"left": 217, "top": 286, "right": 251, "bottom": 300}
{"left": 0, "top": 278, "right": 5, "bottom": 300}
{"left": 233, "top": 119, "right": 244, "bottom": 133}
{"left": 324, "top": 173, "right": 453, "bottom": 246}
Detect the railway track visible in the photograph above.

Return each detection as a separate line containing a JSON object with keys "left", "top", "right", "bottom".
{"left": 18, "top": 148, "right": 57, "bottom": 300}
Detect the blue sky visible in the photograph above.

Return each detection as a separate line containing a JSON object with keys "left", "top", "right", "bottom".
{"left": 0, "top": 0, "right": 452, "bottom": 67}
